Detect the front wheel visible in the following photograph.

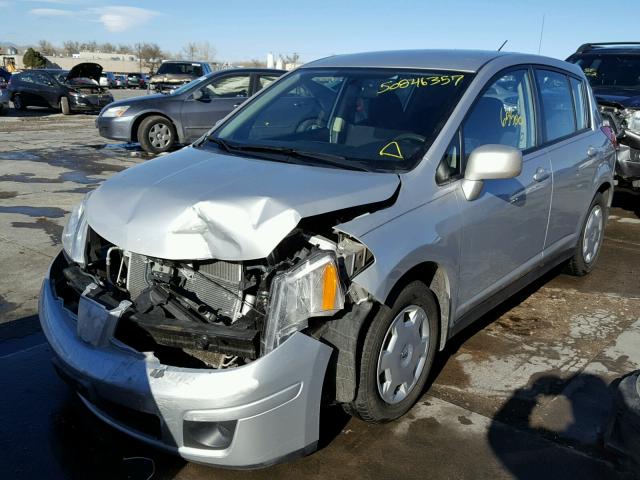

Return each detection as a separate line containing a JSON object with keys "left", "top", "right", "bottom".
{"left": 60, "top": 96, "right": 71, "bottom": 115}
{"left": 138, "top": 115, "right": 176, "bottom": 154}
{"left": 565, "top": 192, "right": 607, "bottom": 276}
{"left": 12, "top": 94, "right": 26, "bottom": 111}
{"left": 346, "top": 281, "right": 439, "bottom": 423}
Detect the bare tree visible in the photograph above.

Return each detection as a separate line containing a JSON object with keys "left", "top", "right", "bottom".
{"left": 180, "top": 42, "right": 198, "bottom": 61}
{"left": 117, "top": 44, "right": 133, "bottom": 55}
{"left": 244, "top": 59, "right": 267, "bottom": 67}
{"left": 38, "top": 40, "right": 57, "bottom": 56}
{"left": 196, "top": 41, "right": 216, "bottom": 62}
{"left": 79, "top": 41, "right": 98, "bottom": 52}
{"left": 99, "top": 42, "right": 115, "bottom": 53}
{"left": 282, "top": 52, "right": 300, "bottom": 65}
{"left": 62, "top": 41, "right": 79, "bottom": 56}
{"left": 136, "top": 42, "right": 166, "bottom": 74}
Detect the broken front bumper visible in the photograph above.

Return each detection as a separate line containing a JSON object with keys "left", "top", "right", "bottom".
{"left": 38, "top": 262, "right": 332, "bottom": 468}
{"left": 617, "top": 144, "right": 640, "bottom": 181}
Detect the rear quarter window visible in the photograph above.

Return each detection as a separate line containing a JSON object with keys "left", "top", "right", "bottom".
{"left": 534, "top": 69, "right": 576, "bottom": 142}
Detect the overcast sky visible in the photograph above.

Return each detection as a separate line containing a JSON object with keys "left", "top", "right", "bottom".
{"left": 1, "top": 0, "right": 638, "bottom": 62}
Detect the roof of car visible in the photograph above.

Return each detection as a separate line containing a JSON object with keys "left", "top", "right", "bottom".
{"left": 572, "top": 42, "right": 640, "bottom": 55}
{"left": 303, "top": 50, "right": 511, "bottom": 72}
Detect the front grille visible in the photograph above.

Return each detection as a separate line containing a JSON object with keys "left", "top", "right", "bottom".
{"left": 126, "top": 253, "right": 243, "bottom": 320}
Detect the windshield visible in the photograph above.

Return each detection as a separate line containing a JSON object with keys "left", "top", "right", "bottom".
{"left": 157, "top": 62, "right": 203, "bottom": 76}
{"left": 571, "top": 54, "right": 640, "bottom": 89}
{"left": 209, "top": 68, "right": 472, "bottom": 172}
{"left": 53, "top": 72, "right": 68, "bottom": 84}
{"left": 169, "top": 75, "right": 210, "bottom": 95}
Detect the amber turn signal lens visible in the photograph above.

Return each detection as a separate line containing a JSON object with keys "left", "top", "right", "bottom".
{"left": 321, "top": 262, "right": 339, "bottom": 311}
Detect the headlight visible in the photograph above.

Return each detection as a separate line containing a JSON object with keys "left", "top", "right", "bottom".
{"left": 622, "top": 109, "right": 640, "bottom": 133}
{"left": 102, "top": 105, "right": 130, "bottom": 118}
{"left": 61, "top": 194, "right": 90, "bottom": 267}
{"left": 262, "top": 251, "right": 345, "bottom": 354}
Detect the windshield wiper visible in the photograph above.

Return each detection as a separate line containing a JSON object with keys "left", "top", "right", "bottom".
{"left": 228, "top": 144, "right": 370, "bottom": 172}
{"left": 207, "top": 136, "right": 232, "bottom": 152}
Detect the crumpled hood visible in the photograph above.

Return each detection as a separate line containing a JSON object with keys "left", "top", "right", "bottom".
{"left": 593, "top": 86, "right": 640, "bottom": 109}
{"left": 150, "top": 73, "right": 195, "bottom": 84}
{"left": 86, "top": 147, "right": 399, "bottom": 261}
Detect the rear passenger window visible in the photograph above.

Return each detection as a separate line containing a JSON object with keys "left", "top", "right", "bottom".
{"left": 204, "top": 75, "right": 251, "bottom": 98}
{"left": 535, "top": 69, "right": 576, "bottom": 141}
{"left": 570, "top": 77, "right": 589, "bottom": 131}
{"left": 258, "top": 75, "right": 279, "bottom": 91}
{"left": 462, "top": 69, "right": 536, "bottom": 161}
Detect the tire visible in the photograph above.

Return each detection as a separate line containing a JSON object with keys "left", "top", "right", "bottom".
{"left": 138, "top": 115, "right": 176, "bottom": 154}
{"left": 346, "top": 281, "right": 439, "bottom": 423}
{"left": 60, "top": 96, "right": 71, "bottom": 115}
{"left": 12, "top": 94, "right": 26, "bottom": 111}
{"left": 565, "top": 192, "right": 607, "bottom": 276}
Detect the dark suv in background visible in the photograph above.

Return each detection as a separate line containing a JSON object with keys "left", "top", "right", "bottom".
{"left": 567, "top": 42, "right": 640, "bottom": 189}
{"left": 149, "top": 60, "right": 213, "bottom": 92}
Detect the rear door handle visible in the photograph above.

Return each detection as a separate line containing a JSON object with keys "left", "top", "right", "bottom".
{"left": 587, "top": 146, "right": 599, "bottom": 157}
{"left": 533, "top": 167, "right": 550, "bottom": 183}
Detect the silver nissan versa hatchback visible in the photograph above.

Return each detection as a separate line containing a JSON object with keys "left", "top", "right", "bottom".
{"left": 40, "top": 50, "right": 616, "bottom": 468}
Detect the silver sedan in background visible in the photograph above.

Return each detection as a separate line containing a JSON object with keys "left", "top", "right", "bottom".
{"left": 41, "top": 50, "right": 615, "bottom": 468}
{"left": 96, "top": 68, "right": 285, "bottom": 153}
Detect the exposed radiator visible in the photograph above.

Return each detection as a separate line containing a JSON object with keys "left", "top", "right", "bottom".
{"left": 126, "top": 253, "right": 244, "bottom": 320}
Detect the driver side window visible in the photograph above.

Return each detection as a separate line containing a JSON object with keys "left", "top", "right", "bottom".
{"left": 203, "top": 75, "right": 250, "bottom": 98}
{"left": 462, "top": 69, "right": 536, "bottom": 163}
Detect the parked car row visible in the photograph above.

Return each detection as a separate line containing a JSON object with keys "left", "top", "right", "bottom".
{"left": 40, "top": 48, "right": 616, "bottom": 468}
{"left": 99, "top": 72, "right": 147, "bottom": 89}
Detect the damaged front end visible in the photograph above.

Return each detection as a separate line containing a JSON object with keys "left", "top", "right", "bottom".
{"left": 41, "top": 187, "right": 383, "bottom": 466}
{"left": 56, "top": 200, "right": 374, "bottom": 370}
{"left": 599, "top": 102, "right": 640, "bottom": 186}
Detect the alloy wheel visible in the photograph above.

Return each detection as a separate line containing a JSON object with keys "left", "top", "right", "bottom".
{"left": 148, "top": 123, "right": 172, "bottom": 149}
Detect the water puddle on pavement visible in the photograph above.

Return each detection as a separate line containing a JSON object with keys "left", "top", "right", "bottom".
{"left": 0, "top": 206, "right": 67, "bottom": 218}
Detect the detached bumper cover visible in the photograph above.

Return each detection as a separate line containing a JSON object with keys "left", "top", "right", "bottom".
{"left": 39, "top": 265, "right": 332, "bottom": 468}
{"left": 616, "top": 144, "right": 640, "bottom": 180}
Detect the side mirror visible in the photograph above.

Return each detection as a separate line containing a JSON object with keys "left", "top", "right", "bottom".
{"left": 191, "top": 89, "right": 209, "bottom": 102}
{"left": 462, "top": 144, "right": 523, "bottom": 201}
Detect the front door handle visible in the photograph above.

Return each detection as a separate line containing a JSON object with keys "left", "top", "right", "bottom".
{"left": 533, "top": 167, "right": 550, "bottom": 183}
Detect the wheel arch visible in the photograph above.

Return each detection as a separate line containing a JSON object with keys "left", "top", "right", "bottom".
{"left": 381, "top": 261, "right": 451, "bottom": 352}
{"left": 596, "top": 181, "right": 613, "bottom": 208}
{"left": 131, "top": 112, "right": 180, "bottom": 143}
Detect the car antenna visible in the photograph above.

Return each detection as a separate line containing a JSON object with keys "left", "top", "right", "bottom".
{"left": 498, "top": 40, "right": 508, "bottom": 52}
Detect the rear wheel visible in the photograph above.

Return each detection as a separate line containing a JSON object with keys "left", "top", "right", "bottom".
{"left": 346, "top": 281, "right": 439, "bottom": 423}
{"left": 138, "top": 115, "right": 176, "bottom": 154}
{"left": 60, "top": 96, "right": 71, "bottom": 115}
{"left": 13, "top": 94, "right": 26, "bottom": 110}
{"left": 565, "top": 192, "right": 607, "bottom": 276}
